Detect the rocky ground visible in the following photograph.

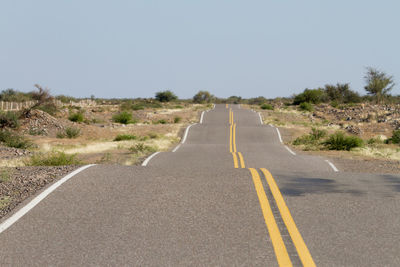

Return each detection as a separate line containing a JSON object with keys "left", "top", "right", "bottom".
{"left": 0, "top": 166, "right": 77, "bottom": 219}
{"left": 312, "top": 103, "right": 400, "bottom": 139}
{"left": 0, "top": 147, "right": 32, "bottom": 159}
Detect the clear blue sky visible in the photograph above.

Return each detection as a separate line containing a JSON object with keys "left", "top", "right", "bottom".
{"left": 1, "top": 0, "right": 399, "bottom": 99}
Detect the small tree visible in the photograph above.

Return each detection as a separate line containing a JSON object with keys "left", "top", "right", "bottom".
{"left": 247, "top": 96, "right": 267, "bottom": 105}
{"left": 325, "top": 83, "right": 361, "bottom": 103}
{"left": 155, "top": 90, "right": 178, "bottom": 102}
{"left": 193, "top": 91, "right": 214, "bottom": 103}
{"left": 293, "top": 88, "right": 326, "bottom": 105}
{"left": 364, "top": 67, "right": 395, "bottom": 103}
{"left": 227, "top": 96, "right": 242, "bottom": 104}
{"left": 22, "top": 84, "right": 56, "bottom": 117}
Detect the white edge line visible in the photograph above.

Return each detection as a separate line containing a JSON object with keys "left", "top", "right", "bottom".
{"left": 181, "top": 123, "right": 197, "bottom": 144}
{"left": 275, "top": 127, "right": 283, "bottom": 143}
{"left": 200, "top": 111, "right": 205, "bottom": 124}
{"left": 258, "top": 112, "right": 263, "bottom": 124}
{"left": 142, "top": 152, "right": 161, "bottom": 166}
{"left": 284, "top": 145, "right": 296, "bottom": 156}
{"left": 0, "top": 164, "right": 96, "bottom": 234}
{"left": 172, "top": 123, "right": 197, "bottom": 153}
{"left": 172, "top": 144, "right": 181, "bottom": 153}
{"left": 325, "top": 160, "right": 339, "bottom": 172}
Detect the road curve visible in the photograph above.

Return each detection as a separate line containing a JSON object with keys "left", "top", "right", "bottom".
{"left": 1, "top": 104, "right": 400, "bottom": 266}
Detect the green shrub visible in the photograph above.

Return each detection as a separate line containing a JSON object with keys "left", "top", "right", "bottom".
{"left": 143, "top": 102, "right": 162, "bottom": 109}
{"left": 293, "top": 134, "right": 315, "bottom": 146}
{"left": 65, "top": 127, "right": 81, "bottom": 138}
{"left": 299, "top": 102, "right": 314, "bottom": 112}
{"left": 292, "top": 128, "right": 327, "bottom": 150}
{"left": 120, "top": 101, "right": 133, "bottom": 111}
{"left": 0, "top": 130, "right": 32, "bottom": 149}
{"left": 148, "top": 132, "right": 158, "bottom": 139}
{"left": 90, "top": 118, "right": 102, "bottom": 124}
{"left": 260, "top": 103, "right": 273, "bottom": 110}
{"left": 325, "top": 83, "right": 361, "bottom": 104}
{"left": 112, "top": 112, "right": 133, "bottom": 124}
{"left": 131, "top": 104, "right": 145, "bottom": 110}
{"left": 174, "top": 116, "right": 182, "bottom": 123}
{"left": 293, "top": 88, "right": 326, "bottom": 105}
{"left": 330, "top": 100, "right": 339, "bottom": 108}
{"left": 35, "top": 103, "right": 58, "bottom": 116}
{"left": 56, "top": 131, "right": 65, "bottom": 138}
{"left": 0, "top": 196, "right": 11, "bottom": 209}
{"left": 0, "top": 168, "right": 11, "bottom": 182}
{"left": 367, "top": 138, "right": 383, "bottom": 145}
{"left": 56, "top": 95, "right": 77, "bottom": 103}
{"left": 324, "top": 132, "right": 363, "bottom": 151}
{"left": 139, "top": 136, "right": 149, "bottom": 141}
{"left": 114, "top": 134, "right": 137, "bottom": 141}
{"left": 129, "top": 143, "right": 157, "bottom": 154}
{"left": 310, "top": 128, "right": 326, "bottom": 140}
{"left": 155, "top": 90, "right": 178, "bottom": 102}
{"left": 293, "top": 128, "right": 325, "bottom": 145}
{"left": 174, "top": 105, "right": 183, "bottom": 109}
{"left": 390, "top": 130, "right": 400, "bottom": 144}
{"left": 27, "top": 151, "right": 80, "bottom": 166}
{"left": 0, "top": 111, "right": 20, "bottom": 129}
{"left": 154, "top": 119, "right": 167, "bottom": 124}
{"left": 68, "top": 112, "right": 84, "bottom": 122}
{"left": 28, "top": 128, "right": 47, "bottom": 136}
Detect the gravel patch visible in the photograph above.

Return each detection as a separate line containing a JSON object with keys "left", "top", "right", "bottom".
{"left": 0, "top": 147, "right": 32, "bottom": 159}
{"left": 327, "top": 157, "right": 400, "bottom": 175}
{"left": 0, "top": 166, "right": 78, "bottom": 219}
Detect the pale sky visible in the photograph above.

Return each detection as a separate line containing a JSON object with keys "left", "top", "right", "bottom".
{"left": 1, "top": 0, "right": 399, "bottom": 99}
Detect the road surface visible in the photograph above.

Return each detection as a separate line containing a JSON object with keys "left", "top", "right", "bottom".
{"left": 1, "top": 104, "right": 400, "bottom": 266}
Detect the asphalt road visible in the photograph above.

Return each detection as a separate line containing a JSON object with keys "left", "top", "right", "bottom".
{"left": 1, "top": 104, "right": 400, "bottom": 266}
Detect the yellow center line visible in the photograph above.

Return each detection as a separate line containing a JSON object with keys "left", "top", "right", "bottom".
{"left": 248, "top": 168, "right": 293, "bottom": 267}
{"left": 260, "top": 168, "right": 316, "bottom": 267}
{"left": 231, "top": 152, "right": 239, "bottom": 168}
{"left": 233, "top": 123, "right": 237, "bottom": 153}
{"left": 226, "top": 103, "right": 228, "bottom": 108}
{"left": 237, "top": 152, "right": 245, "bottom": 168}
{"left": 229, "top": 123, "right": 233, "bottom": 153}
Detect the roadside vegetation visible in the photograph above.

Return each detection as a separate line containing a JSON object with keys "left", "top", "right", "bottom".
{"left": 68, "top": 112, "right": 85, "bottom": 122}
{"left": 26, "top": 151, "right": 81, "bottom": 166}
{"left": 0, "top": 130, "right": 32, "bottom": 149}
{"left": 112, "top": 111, "right": 135, "bottom": 124}
{"left": 2, "top": 70, "right": 399, "bottom": 169}
{"left": 114, "top": 134, "right": 137, "bottom": 141}
{"left": 293, "top": 128, "right": 363, "bottom": 151}
{"left": 0, "top": 86, "right": 207, "bottom": 168}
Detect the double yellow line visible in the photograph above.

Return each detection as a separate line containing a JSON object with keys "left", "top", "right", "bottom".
{"left": 249, "top": 168, "right": 316, "bottom": 267}
{"left": 226, "top": 106, "right": 314, "bottom": 266}
{"left": 229, "top": 109, "right": 245, "bottom": 168}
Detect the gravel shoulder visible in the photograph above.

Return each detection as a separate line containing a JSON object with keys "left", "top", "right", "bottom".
{"left": 0, "top": 166, "right": 78, "bottom": 219}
